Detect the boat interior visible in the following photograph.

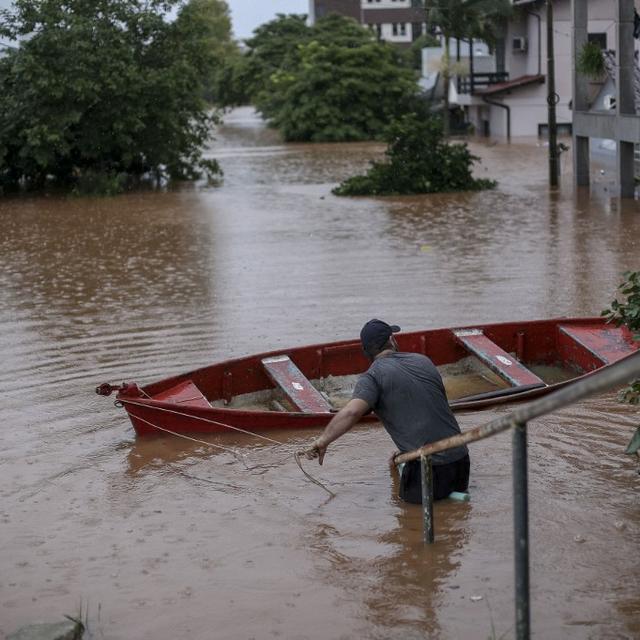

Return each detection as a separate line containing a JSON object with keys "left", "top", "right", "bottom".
{"left": 136, "top": 319, "right": 638, "bottom": 414}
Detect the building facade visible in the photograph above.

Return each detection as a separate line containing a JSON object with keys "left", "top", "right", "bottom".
{"left": 572, "top": 0, "right": 640, "bottom": 197}
{"left": 309, "top": 0, "right": 427, "bottom": 45}
{"left": 452, "top": 0, "right": 640, "bottom": 142}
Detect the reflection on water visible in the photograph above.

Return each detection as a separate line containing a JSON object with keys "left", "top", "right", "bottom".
{"left": 0, "top": 107, "right": 639, "bottom": 639}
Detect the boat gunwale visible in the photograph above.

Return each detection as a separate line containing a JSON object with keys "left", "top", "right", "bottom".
{"left": 115, "top": 317, "right": 637, "bottom": 423}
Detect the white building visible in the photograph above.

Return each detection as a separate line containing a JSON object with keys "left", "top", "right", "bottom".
{"left": 450, "top": 0, "right": 640, "bottom": 140}
{"left": 309, "top": 0, "right": 427, "bottom": 46}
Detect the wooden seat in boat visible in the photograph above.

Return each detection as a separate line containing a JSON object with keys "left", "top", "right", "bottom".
{"left": 559, "top": 324, "right": 637, "bottom": 365}
{"left": 152, "top": 379, "right": 211, "bottom": 408}
{"left": 453, "top": 329, "right": 546, "bottom": 388}
{"left": 262, "top": 355, "right": 333, "bottom": 413}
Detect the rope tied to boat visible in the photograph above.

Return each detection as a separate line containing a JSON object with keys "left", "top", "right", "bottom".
{"left": 119, "top": 398, "right": 336, "bottom": 496}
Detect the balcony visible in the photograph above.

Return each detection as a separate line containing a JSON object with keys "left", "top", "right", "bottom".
{"left": 457, "top": 72, "right": 509, "bottom": 95}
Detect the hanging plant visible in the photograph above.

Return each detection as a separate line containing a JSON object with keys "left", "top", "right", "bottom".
{"left": 577, "top": 41, "right": 605, "bottom": 79}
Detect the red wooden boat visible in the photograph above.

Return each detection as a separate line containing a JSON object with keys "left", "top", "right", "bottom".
{"left": 96, "top": 318, "right": 639, "bottom": 437}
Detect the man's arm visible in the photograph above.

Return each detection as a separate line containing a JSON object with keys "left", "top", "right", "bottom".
{"left": 304, "top": 398, "right": 370, "bottom": 465}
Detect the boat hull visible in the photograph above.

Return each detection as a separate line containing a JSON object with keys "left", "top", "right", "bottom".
{"left": 105, "top": 317, "right": 638, "bottom": 437}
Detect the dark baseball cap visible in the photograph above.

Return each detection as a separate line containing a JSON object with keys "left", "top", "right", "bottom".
{"left": 360, "top": 319, "right": 401, "bottom": 357}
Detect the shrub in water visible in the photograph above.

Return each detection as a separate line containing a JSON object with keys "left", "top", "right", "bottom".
{"left": 332, "top": 114, "right": 496, "bottom": 196}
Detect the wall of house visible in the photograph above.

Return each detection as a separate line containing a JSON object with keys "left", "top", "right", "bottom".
{"left": 311, "top": 0, "right": 361, "bottom": 22}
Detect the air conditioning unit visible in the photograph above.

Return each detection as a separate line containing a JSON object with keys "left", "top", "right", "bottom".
{"left": 603, "top": 95, "right": 616, "bottom": 110}
{"left": 512, "top": 37, "right": 528, "bottom": 52}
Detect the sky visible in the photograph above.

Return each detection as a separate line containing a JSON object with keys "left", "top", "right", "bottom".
{"left": 0, "top": 0, "right": 309, "bottom": 41}
{"left": 228, "top": 0, "right": 308, "bottom": 39}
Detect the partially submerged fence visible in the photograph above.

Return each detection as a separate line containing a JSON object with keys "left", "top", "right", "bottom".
{"left": 395, "top": 351, "right": 640, "bottom": 640}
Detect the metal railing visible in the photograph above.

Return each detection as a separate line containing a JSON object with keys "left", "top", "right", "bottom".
{"left": 395, "top": 351, "right": 640, "bottom": 640}
{"left": 457, "top": 71, "right": 509, "bottom": 94}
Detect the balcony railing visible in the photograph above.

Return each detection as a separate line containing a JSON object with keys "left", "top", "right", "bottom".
{"left": 457, "top": 71, "right": 509, "bottom": 94}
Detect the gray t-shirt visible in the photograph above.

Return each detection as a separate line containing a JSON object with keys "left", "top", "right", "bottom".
{"left": 352, "top": 352, "right": 468, "bottom": 466}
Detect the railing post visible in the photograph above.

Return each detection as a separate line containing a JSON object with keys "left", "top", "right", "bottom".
{"left": 513, "top": 421, "right": 530, "bottom": 640}
{"left": 421, "top": 454, "right": 434, "bottom": 544}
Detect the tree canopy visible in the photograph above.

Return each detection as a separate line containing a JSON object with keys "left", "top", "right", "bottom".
{"left": 0, "top": 0, "right": 233, "bottom": 193}
{"left": 224, "top": 13, "right": 421, "bottom": 142}
{"left": 333, "top": 114, "right": 496, "bottom": 196}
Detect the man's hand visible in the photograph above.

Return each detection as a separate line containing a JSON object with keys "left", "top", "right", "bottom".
{"left": 388, "top": 449, "right": 400, "bottom": 468}
{"left": 300, "top": 399, "right": 370, "bottom": 467}
{"left": 304, "top": 438, "right": 328, "bottom": 465}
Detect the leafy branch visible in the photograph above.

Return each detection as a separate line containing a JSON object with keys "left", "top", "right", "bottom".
{"left": 602, "top": 270, "right": 640, "bottom": 404}
{"left": 576, "top": 41, "right": 605, "bottom": 79}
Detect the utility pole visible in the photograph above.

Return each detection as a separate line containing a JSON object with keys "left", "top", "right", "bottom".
{"left": 547, "top": 0, "right": 559, "bottom": 187}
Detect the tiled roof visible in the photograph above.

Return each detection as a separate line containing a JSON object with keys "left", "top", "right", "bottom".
{"left": 475, "top": 74, "right": 545, "bottom": 95}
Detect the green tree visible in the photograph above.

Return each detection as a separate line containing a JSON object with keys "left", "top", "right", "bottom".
{"left": 333, "top": 113, "right": 496, "bottom": 195}
{"left": 240, "top": 13, "right": 311, "bottom": 102}
{"left": 177, "top": 0, "right": 238, "bottom": 104}
{"left": 602, "top": 271, "right": 640, "bottom": 404}
{"left": 0, "top": 0, "right": 229, "bottom": 193}
{"left": 245, "top": 14, "right": 419, "bottom": 142}
{"left": 426, "top": 0, "right": 512, "bottom": 135}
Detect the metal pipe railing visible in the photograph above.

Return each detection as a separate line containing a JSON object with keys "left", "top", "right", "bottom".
{"left": 395, "top": 351, "right": 640, "bottom": 465}
{"left": 396, "top": 350, "right": 640, "bottom": 640}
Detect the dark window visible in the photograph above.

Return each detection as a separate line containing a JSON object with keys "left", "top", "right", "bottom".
{"left": 588, "top": 33, "right": 607, "bottom": 49}
{"left": 538, "top": 123, "right": 573, "bottom": 137}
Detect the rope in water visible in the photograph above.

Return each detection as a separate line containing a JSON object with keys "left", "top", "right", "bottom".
{"left": 120, "top": 398, "right": 287, "bottom": 446}
{"left": 121, "top": 398, "right": 335, "bottom": 496}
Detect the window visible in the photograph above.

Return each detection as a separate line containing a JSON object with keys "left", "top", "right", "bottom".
{"left": 399, "top": 23, "right": 407, "bottom": 36}
{"left": 538, "top": 123, "right": 573, "bottom": 137}
{"left": 376, "top": 24, "right": 382, "bottom": 37}
{"left": 392, "top": 23, "right": 398, "bottom": 36}
{"left": 588, "top": 33, "right": 607, "bottom": 49}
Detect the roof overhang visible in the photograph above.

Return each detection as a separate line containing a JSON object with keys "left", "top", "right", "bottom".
{"left": 476, "top": 74, "right": 545, "bottom": 96}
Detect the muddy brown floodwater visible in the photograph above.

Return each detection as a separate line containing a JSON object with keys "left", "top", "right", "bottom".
{"left": 1, "top": 107, "right": 639, "bottom": 639}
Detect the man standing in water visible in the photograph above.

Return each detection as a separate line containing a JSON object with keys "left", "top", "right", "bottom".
{"left": 305, "top": 319, "right": 470, "bottom": 503}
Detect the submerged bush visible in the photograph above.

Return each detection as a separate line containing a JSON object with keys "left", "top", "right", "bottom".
{"left": 333, "top": 114, "right": 496, "bottom": 196}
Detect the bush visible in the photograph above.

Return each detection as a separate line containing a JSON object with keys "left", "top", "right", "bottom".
{"left": 333, "top": 114, "right": 496, "bottom": 196}
{"left": 602, "top": 271, "right": 640, "bottom": 404}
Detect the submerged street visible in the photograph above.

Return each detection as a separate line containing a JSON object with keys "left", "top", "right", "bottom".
{"left": 0, "top": 108, "right": 639, "bottom": 639}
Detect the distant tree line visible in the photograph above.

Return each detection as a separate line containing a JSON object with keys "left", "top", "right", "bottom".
{"left": 0, "top": 2, "right": 503, "bottom": 196}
